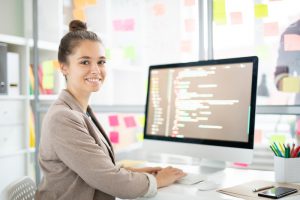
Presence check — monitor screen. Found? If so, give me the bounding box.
[144,56,258,150]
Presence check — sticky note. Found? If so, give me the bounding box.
[184,0,195,6]
[213,0,227,24]
[270,134,286,144]
[180,40,192,53]
[73,8,86,21]
[108,115,119,126]
[52,60,60,69]
[264,22,279,36]
[43,61,54,75]
[230,12,242,25]
[123,19,135,31]
[105,48,111,60]
[284,34,300,51]
[254,129,263,144]
[153,3,166,16]
[43,76,54,89]
[282,77,300,92]
[255,4,268,19]
[232,162,248,168]
[185,19,195,32]
[123,46,136,60]
[109,131,119,143]
[86,0,97,5]
[137,116,145,127]
[73,0,86,8]
[137,133,144,142]
[113,20,123,31]
[124,116,137,128]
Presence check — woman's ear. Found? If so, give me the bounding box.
[60,63,69,76]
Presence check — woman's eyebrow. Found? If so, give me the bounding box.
[78,56,91,60]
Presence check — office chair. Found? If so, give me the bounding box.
[2,176,36,200]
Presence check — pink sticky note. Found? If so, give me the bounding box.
[123,19,135,31]
[153,3,166,16]
[264,22,279,36]
[233,162,248,168]
[230,12,243,24]
[124,116,137,128]
[284,34,300,51]
[109,131,119,143]
[113,20,123,31]
[185,19,195,32]
[180,40,192,53]
[108,115,119,126]
[184,0,195,6]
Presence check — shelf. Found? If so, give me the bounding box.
[30,94,58,101]
[0,95,27,100]
[29,39,59,51]
[0,148,34,158]
[0,34,27,46]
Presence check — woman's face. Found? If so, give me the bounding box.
[62,40,106,95]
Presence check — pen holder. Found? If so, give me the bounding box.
[274,156,300,183]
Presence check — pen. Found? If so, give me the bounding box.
[252,185,275,192]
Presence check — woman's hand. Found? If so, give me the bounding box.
[155,166,186,188]
[125,167,162,175]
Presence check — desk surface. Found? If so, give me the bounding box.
[137,163,300,200]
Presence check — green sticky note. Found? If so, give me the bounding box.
[137,133,144,142]
[43,76,54,89]
[270,134,286,144]
[105,48,111,60]
[213,0,227,24]
[255,4,268,19]
[123,46,136,60]
[42,61,54,75]
[282,77,300,93]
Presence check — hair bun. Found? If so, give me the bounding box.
[69,20,87,32]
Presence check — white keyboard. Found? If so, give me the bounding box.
[176,173,206,185]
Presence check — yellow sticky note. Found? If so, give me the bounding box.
[137,133,144,142]
[282,77,300,93]
[73,8,86,21]
[138,116,145,127]
[123,46,136,60]
[73,0,86,8]
[284,34,300,51]
[43,76,54,89]
[213,0,227,24]
[42,61,54,75]
[270,134,286,144]
[255,4,268,19]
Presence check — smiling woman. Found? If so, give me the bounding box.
[34,20,186,200]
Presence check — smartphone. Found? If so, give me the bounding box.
[258,187,298,199]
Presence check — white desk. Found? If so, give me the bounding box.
[137,163,300,200]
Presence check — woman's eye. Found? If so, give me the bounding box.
[98,60,106,65]
[81,60,89,65]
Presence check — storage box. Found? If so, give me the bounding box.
[274,156,300,183]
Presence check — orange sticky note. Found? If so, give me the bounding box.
[284,34,300,51]
[184,0,195,6]
[153,3,166,16]
[230,12,242,24]
[73,8,86,21]
[180,40,192,53]
[73,0,86,8]
[109,131,119,143]
[264,22,279,36]
[53,60,60,69]
[185,19,195,32]
[86,0,96,5]
[255,4,268,19]
[282,77,300,92]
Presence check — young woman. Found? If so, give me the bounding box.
[35,20,186,200]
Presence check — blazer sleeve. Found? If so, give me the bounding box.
[49,109,150,199]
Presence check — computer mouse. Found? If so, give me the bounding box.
[198,181,219,191]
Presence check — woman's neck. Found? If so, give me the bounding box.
[66,87,90,113]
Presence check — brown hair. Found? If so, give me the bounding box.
[58,20,102,64]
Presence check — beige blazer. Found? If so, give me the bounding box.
[35,90,150,200]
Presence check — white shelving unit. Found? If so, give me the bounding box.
[0,0,64,192]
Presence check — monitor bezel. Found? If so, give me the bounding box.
[144,56,258,149]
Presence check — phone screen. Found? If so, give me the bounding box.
[258,187,298,199]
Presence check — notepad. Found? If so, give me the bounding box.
[217,180,300,199]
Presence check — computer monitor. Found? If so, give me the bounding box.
[143,56,258,167]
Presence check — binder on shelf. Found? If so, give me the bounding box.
[7,52,20,95]
[0,43,7,94]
